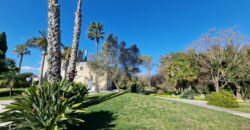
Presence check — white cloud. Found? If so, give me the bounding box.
[21,66,40,71]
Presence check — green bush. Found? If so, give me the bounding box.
[180,89,197,99]
[0,88,23,97]
[207,90,239,108]
[0,81,88,129]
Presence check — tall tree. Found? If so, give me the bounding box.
[14,44,30,74]
[67,0,83,82]
[0,32,7,59]
[47,0,62,82]
[87,22,104,59]
[189,28,245,92]
[62,47,71,79]
[140,56,154,87]
[28,31,48,84]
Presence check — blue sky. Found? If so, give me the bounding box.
[1,0,250,74]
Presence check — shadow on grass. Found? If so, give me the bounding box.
[72,110,116,130]
[82,92,126,108]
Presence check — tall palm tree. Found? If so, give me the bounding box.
[28,31,47,84]
[62,47,71,79]
[14,44,30,74]
[67,0,83,82]
[47,0,62,82]
[87,22,104,60]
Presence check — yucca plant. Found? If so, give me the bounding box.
[0,81,87,130]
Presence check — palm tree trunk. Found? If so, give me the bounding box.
[39,51,46,85]
[96,40,99,60]
[64,60,69,80]
[67,0,82,82]
[47,0,62,82]
[18,54,23,74]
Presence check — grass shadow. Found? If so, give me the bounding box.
[82,92,126,108]
[72,110,116,130]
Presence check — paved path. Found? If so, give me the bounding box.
[0,100,13,127]
[156,96,250,119]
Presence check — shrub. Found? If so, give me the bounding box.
[0,81,88,129]
[0,88,23,97]
[206,90,239,108]
[180,89,197,99]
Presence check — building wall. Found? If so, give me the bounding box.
[43,56,110,90]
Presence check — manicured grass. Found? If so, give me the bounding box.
[75,92,250,130]
[229,104,250,113]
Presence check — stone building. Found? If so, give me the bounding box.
[43,50,111,91]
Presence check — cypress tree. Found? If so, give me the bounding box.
[0,32,7,59]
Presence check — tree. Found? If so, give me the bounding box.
[159,52,198,93]
[0,32,7,59]
[100,34,141,91]
[0,71,22,97]
[28,31,48,84]
[62,47,71,79]
[47,0,62,82]
[87,22,104,59]
[14,43,30,74]
[67,0,83,82]
[189,28,245,92]
[140,56,154,87]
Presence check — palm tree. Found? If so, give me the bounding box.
[28,31,47,84]
[47,0,62,82]
[67,0,83,82]
[62,47,71,79]
[14,44,30,74]
[87,22,104,60]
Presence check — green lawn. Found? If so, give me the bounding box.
[229,105,250,113]
[73,92,250,130]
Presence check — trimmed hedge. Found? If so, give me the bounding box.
[207,90,239,108]
[0,88,24,97]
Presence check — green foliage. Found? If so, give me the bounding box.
[0,32,7,59]
[180,88,197,99]
[207,90,239,108]
[0,88,24,97]
[0,81,87,130]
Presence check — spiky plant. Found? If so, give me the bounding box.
[0,81,87,129]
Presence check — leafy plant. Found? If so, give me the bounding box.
[0,81,87,129]
[180,88,197,99]
[207,90,239,108]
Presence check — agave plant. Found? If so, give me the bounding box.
[0,81,87,130]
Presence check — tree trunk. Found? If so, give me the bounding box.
[95,76,99,92]
[39,51,46,85]
[236,85,242,100]
[96,40,99,60]
[18,54,23,74]
[113,81,120,92]
[64,60,69,80]
[47,0,62,82]
[9,85,12,97]
[212,76,220,92]
[67,0,82,82]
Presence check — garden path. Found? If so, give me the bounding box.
[0,100,13,127]
[156,96,250,119]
